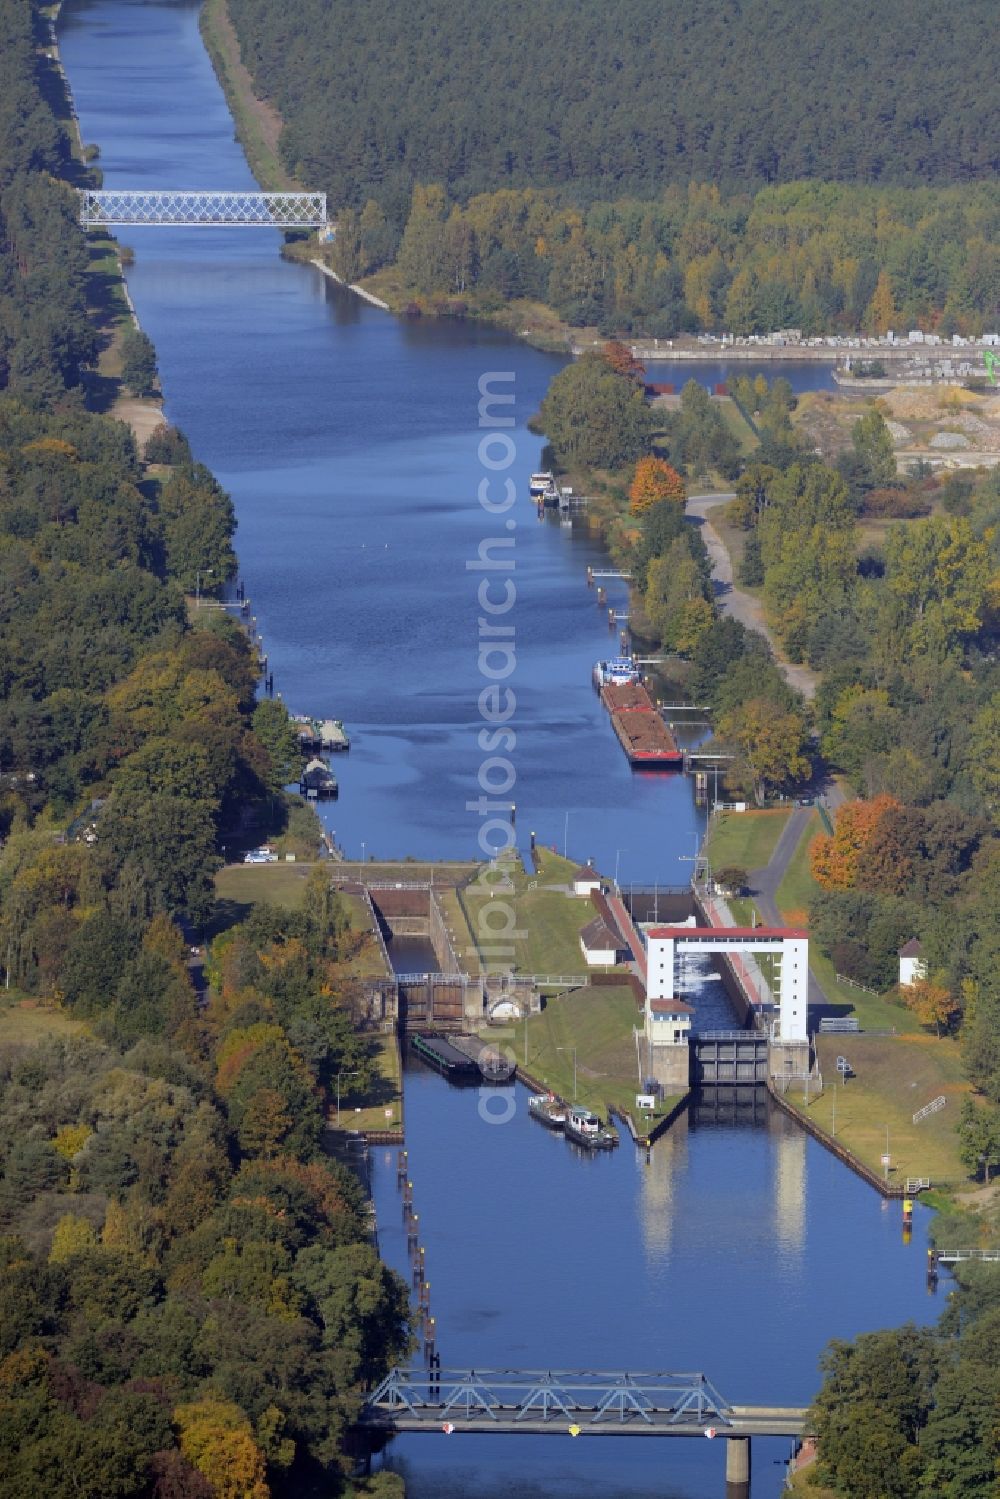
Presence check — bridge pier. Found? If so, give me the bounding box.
[725,1435,750,1497]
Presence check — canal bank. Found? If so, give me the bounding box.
[56,5,940,1495]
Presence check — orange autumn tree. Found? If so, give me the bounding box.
[601,339,645,380]
[175,1398,269,1499]
[902,978,959,1038]
[810,794,903,890]
[629,456,686,515]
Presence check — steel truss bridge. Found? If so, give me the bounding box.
[79,189,327,228]
[360,1367,809,1438]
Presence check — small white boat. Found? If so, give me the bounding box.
[593,658,639,688]
[529,470,554,497]
[528,1093,566,1129]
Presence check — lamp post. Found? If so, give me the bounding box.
[614,848,627,890]
[884,1123,890,1182]
[558,1045,577,1101]
[563,810,572,860]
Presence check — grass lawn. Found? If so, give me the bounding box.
[706,808,792,873]
[462,883,590,975]
[717,396,759,457]
[0,994,88,1045]
[214,860,319,912]
[435,887,482,975]
[332,1032,402,1134]
[334,861,479,886]
[338,895,391,977]
[788,1032,970,1186]
[458,849,592,975]
[489,986,684,1121]
[530,847,582,884]
[771,798,972,1185]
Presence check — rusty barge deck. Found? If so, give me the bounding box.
[600,682,683,769]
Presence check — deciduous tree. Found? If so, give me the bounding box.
[628,456,685,513]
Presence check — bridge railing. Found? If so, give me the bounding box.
[363,1367,734,1427]
[692,1030,767,1043]
[394,973,470,985]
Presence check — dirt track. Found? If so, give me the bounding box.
[685,493,818,700]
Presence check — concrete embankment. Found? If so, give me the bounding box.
[768,1083,907,1198]
[310,258,390,310]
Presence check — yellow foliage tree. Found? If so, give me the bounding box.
[629,457,685,514]
[673,596,715,655]
[20,437,77,461]
[51,1123,92,1160]
[49,1213,98,1264]
[902,978,959,1038]
[865,270,897,335]
[175,1398,270,1499]
[0,1344,51,1396]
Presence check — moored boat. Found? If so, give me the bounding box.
[564,1105,618,1149]
[411,1034,480,1082]
[599,680,683,769]
[528,1093,567,1129]
[478,1047,516,1084]
[593,657,639,689]
[529,470,554,497]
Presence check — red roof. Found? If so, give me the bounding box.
[649,997,695,1014]
[646,926,808,940]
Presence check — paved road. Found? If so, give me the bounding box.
[685,493,818,700]
[749,806,829,1011]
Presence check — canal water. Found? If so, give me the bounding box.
[57,4,937,1494]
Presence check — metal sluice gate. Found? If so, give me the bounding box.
[79,189,327,228]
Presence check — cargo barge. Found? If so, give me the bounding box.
[411,1034,480,1082]
[599,680,683,769]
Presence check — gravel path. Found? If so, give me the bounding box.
[685,493,819,700]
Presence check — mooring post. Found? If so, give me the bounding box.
[725,1435,750,1497]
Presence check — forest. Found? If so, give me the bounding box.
[225,0,1000,335]
[328,179,1000,338]
[228,0,998,210]
[0,2,409,1494]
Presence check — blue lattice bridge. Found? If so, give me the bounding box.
[79,189,327,228]
[360,1367,809,1438]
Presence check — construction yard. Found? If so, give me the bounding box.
[794,384,1000,470]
